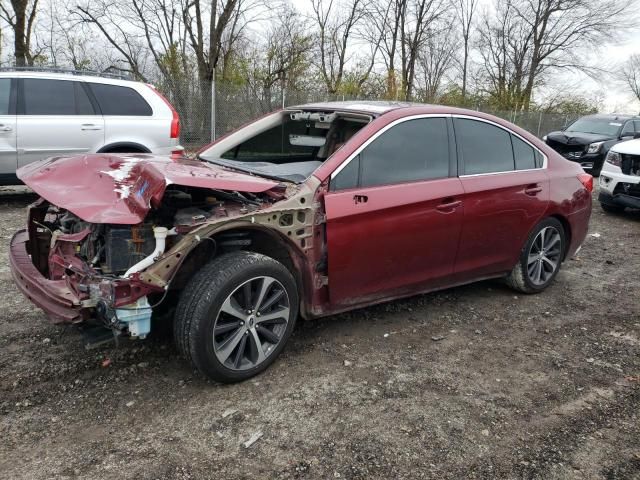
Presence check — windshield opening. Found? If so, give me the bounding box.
[565,118,623,137]
[199,111,369,183]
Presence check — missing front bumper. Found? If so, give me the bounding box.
[9,230,85,323]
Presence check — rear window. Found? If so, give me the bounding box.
[89,84,152,116]
[512,135,536,170]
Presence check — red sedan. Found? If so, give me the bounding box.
[10,102,592,382]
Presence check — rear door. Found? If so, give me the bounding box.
[452,117,549,279]
[324,116,464,307]
[17,78,104,167]
[0,78,17,181]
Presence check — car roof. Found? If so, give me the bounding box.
[0,70,143,87]
[287,100,482,117]
[580,113,638,121]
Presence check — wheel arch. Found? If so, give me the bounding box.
[548,214,572,260]
[98,141,151,153]
[170,225,314,318]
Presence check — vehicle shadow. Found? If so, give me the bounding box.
[0,186,38,206]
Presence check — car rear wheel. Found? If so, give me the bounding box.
[600,202,624,214]
[506,218,565,294]
[173,251,298,383]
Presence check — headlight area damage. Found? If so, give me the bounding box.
[10,153,320,341]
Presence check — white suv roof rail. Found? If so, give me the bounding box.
[0,66,133,81]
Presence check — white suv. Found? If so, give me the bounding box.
[599,138,640,212]
[0,70,180,185]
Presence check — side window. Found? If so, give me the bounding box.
[23,79,77,115]
[511,135,536,170]
[75,84,96,115]
[621,121,635,137]
[89,84,152,116]
[455,118,514,175]
[331,155,360,190]
[0,79,11,115]
[534,150,544,168]
[634,120,640,133]
[332,117,449,190]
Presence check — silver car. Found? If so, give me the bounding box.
[0,69,180,185]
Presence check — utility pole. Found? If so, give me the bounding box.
[210,69,216,141]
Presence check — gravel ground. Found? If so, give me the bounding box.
[0,185,639,480]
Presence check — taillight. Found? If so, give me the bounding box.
[146,84,180,139]
[577,173,593,192]
[170,146,185,160]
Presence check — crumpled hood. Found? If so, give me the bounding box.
[546,131,612,146]
[18,154,283,224]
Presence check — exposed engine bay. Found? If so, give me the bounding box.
[32,186,270,277]
[26,185,286,339]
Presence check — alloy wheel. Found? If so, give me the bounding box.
[213,276,290,371]
[527,226,562,286]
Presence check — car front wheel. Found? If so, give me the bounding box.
[174,251,298,383]
[506,218,566,294]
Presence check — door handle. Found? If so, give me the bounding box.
[436,199,462,212]
[0,125,12,132]
[81,124,102,131]
[524,184,543,196]
[353,194,368,204]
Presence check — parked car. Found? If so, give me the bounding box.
[9,102,592,382]
[0,68,180,185]
[543,114,640,176]
[599,138,640,212]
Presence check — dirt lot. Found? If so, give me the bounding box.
[0,185,638,480]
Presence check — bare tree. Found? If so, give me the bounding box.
[418,27,456,102]
[400,0,445,99]
[309,0,374,95]
[243,6,312,109]
[369,0,445,100]
[622,54,640,103]
[451,0,477,99]
[477,1,531,109]
[477,0,632,111]
[0,0,39,66]
[76,1,152,79]
[518,0,632,110]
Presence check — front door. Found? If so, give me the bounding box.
[324,116,464,307]
[17,78,104,167]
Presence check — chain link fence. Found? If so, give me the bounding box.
[170,81,578,149]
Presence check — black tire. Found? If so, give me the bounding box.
[173,251,298,383]
[102,148,146,154]
[600,202,624,214]
[506,218,566,294]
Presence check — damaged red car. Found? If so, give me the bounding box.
[10,102,592,382]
